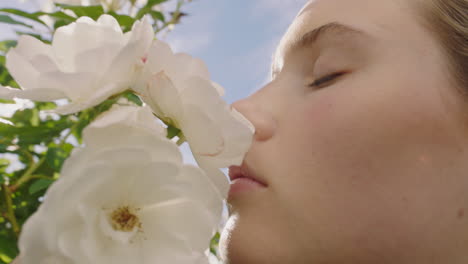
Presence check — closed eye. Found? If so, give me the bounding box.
[308,72,346,88]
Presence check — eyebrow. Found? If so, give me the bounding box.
[272,22,372,77]
[293,22,369,50]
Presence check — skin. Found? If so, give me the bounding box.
[221,0,468,263]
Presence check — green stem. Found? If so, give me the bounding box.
[9,119,78,192]
[9,155,46,192]
[2,183,19,237]
[31,174,53,180]
[155,0,185,34]
[176,136,185,146]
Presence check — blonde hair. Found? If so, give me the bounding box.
[416,0,468,95]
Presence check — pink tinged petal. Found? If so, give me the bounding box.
[133,40,173,92]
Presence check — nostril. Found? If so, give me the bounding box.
[231,99,276,142]
[252,113,276,141]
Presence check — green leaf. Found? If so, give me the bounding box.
[45,143,73,171]
[210,231,221,255]
[36,102,57,111]
[107,12,136,32]
[0,236,17,262]
[0,40,17,54]
[0,99,15,104]
[55,4,104,20]
[135,0,170,20]
[53,19,69,30]
[147,0,171,6]
[0,8,47,26]
[30,108,39,127]
[149,10,165,22]
[71,98,119,143]
[28,179,54,195]
[123,91,143,106]
[0,158,10,168]
[0,14,32,28]
[0,115,72,146]
[34,11,76,22]
[167,125,181,139]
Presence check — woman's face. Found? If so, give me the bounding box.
[221,0,468,263]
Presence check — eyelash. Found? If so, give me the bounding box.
[308,72,345,88]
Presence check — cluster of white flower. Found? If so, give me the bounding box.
[1,14,254,264]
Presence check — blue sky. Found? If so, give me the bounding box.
[163,0,305,103]
[0,0,306,103]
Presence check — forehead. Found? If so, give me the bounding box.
[273,0,419,70]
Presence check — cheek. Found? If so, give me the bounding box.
[272,73,468,256]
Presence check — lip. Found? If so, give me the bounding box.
[228,162,267,198]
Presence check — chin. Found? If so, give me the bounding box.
[219,213,288,264]
[219,214,258,264]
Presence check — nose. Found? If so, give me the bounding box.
[231,97,276,141]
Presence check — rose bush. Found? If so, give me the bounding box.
[0,3,254,263]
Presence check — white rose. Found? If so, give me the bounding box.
[19,106,224,264]
[1,15,153,114]
[21,151,221,264]
[135,40,255,171]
